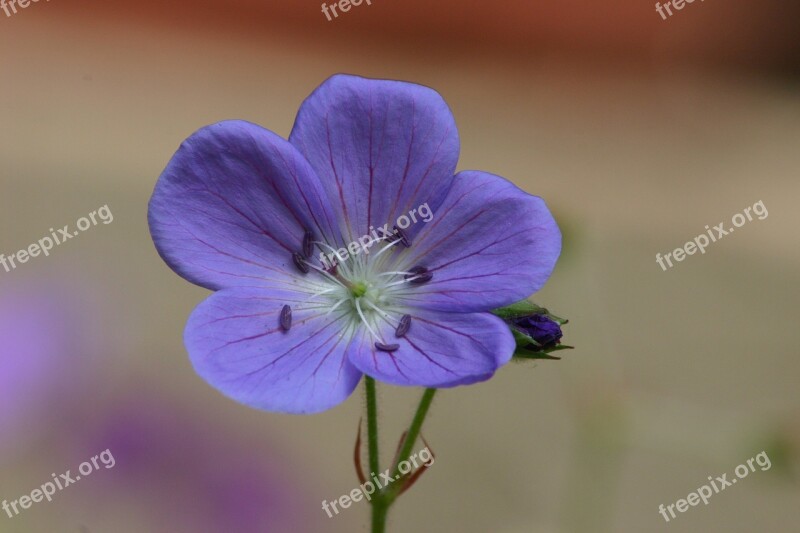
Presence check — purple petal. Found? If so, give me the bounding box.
[395,170,561,312]
[289,74,459,243]
[185,288,362,414]
[148,120,343,291]
[346,310,514,387]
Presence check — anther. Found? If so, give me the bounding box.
[393,226,412,247]
[395,314,411,338]
[280,304,292,331]
[292,252,309,274]
[404,266,432,285]
[375,342,400,352]
[302,229,314,258]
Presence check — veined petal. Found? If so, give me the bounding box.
[148,120,343,291]
[185,288,363,414]
[346,309,514,387]
[394,170,561,312]
[289,74,459,243]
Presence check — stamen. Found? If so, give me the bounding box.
[395,314,411,337]
[355,298,382,342]
[377,271,414,278]
[404,266,433,285]
[315,240,353,278]
[371,235,404,262]
[393,226,412,247]
[375,342,400,352]
[280,304,292,331]
[325,298,349,316]
[302,229,314,258]
[361,299,390,319]
[302,259,346,289]
[297,287,337,305]
[292,252,309,274]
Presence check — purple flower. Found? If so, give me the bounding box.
[0,283,100,455]
[512,314,563,350]
[75,396,307,532]
[148,74,561,414]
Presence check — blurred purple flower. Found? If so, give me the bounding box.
[148,74,561,414]
[0,285,97,455]
[79,396,307,533]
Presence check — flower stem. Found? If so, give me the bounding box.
[387,388,436,500]
[371,501,389,533]
[365,380,438,533]
[364,377,387,533]
[365,376,380,478]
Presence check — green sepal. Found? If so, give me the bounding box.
[513,349,563,360]
[545,345,574,353]
[513,344,573,361]
[491,300,548,319]
[511,328,541,349]
[492,299,568,325]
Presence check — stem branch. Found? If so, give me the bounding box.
[365,379,438,532]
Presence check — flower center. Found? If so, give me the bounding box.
[350,281,368,299]
[286,228,433,349]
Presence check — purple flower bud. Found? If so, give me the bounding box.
[511,314,563,350]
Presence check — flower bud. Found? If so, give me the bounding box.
[511,314,563,350]
[492,299,571,360]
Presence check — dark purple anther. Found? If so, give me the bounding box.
[375,342,400,352]
[279,304,292,331]
[395,314,411,338]
[393,226,412,247]
[302,229,314,258]
[405,266,432,285]
[292,252,309,274]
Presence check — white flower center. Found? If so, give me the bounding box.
[296,235,426,346]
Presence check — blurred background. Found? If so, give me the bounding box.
[1,1,799,531]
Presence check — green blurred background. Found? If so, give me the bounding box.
[1,1,799,531]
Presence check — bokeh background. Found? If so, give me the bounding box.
[1,1,799,532]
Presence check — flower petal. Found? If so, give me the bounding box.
[148,120,343,291]
[185,288,363,414]
[346,309,514,387]
[289,74,459,243]
[393,170,561,312]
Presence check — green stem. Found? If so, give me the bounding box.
[387,388,437,501]
[365,376,380,477]
[365,380,438,533]
[371,500,389,533]
[364,377,387,533]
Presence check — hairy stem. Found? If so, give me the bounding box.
[365,380,438,532]
[387,388,437,501]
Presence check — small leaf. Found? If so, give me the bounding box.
[513,349,562,360]
[354,418,366,484]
